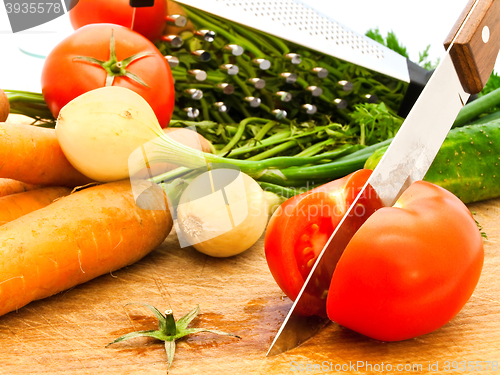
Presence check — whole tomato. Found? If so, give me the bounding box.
[69,0,167,42]
[41,23,174,128]
[327,181,484,341]
[264,169,381,315]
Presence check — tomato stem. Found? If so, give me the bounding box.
[164,309,177,336]
[107,304,240,369]
[73,30,155,88]
[110,62,123,73]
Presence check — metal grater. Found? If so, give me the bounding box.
[177,0,407,79]
[172,0,431,118]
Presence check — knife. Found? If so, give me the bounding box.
[267,0,500,356]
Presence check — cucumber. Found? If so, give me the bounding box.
[364,120,500,204]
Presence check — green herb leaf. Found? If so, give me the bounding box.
[165,340,176,369]
[365,28,408,58]
[365,28,439,69]
[105,329,165,347]
[479,71,500,97]
[176,305,200,331]
[385,30,409,58]
[350,102,403,145]
[124,302,168,332]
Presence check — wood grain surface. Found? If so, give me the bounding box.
[0,198,499,374]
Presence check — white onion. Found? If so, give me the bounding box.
[176,170,268,257]
[55,86,163,182]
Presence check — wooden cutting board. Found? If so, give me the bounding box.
[1,197,499,374]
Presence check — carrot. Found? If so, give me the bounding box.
[0,179,172,317]
[0,186,71,226]
[0,178,42,198]
[0,122,94,187]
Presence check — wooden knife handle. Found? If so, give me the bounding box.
[444,0,500,94]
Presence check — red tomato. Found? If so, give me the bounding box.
[264,169,381,315]
[41,23,174,128]
[69,0,167,42]
[327,181,484,341]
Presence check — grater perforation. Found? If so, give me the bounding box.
[166,0,427,121]
[214,0,385,60]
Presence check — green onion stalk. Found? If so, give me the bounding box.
[147,132,363,184]
[5,90,55,126]
[145,115,393,194]
[150,134,393,208]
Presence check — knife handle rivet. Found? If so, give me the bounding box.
[482,26,490,43]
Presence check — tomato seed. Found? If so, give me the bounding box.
[303,246,313,256]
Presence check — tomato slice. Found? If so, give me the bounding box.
[264,169,375,314]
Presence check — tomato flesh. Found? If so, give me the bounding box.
[264,169,375,313]
[295,221,333,279]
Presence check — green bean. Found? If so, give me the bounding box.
[469,110,500,125]
[254,120,278,141]
[248,138,310,161]
[184,6,264,58]
[266,154,369,182]
[453,87,500,127]
[231,23,282,57]
[226,131,291,158]
[200,98,210,121]
[257,182,300,198]
[294,138,336,157]
[217,117,267,155]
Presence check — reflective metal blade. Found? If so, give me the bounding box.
[267,51,469,356]
[266,189,379,356]
[369,52,470,205]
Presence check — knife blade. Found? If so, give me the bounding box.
[267,0,500,357]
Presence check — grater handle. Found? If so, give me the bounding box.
[129,0,155,7]
[444,0,500,94]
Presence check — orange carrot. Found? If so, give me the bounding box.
[0,179,172,317]
[0,178,42,198]
[0,122,94,187]
[0,186,71,226]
